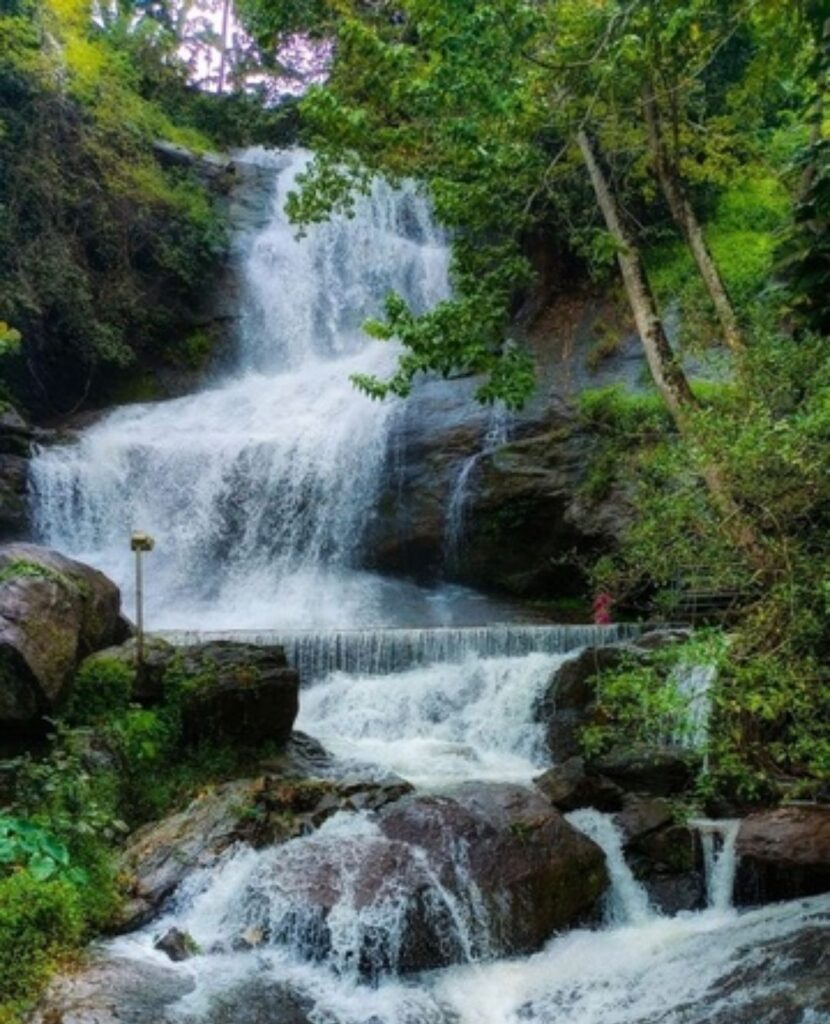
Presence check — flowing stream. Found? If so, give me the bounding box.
[29,150,830,1022]
[107,651,830,1023]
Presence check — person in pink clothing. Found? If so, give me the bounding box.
[592,590,613,625]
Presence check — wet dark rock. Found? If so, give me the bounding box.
[29,955,194,1024]
[0,544,125,728]
[616,797,704,915]
[0,454,28,537]
[237,771,414,847]
[0,405,32,540]
[376,782,608,968]
[590,744,698,796]
[233,782,607,978]
[643,872,705,916]
[197,978,314,1024]
[259,730,334,777]
[535,645,629,760]
[176,642,299,747]
[615,795,675,843]
[154,926,198,961]
[534,756,623,812]
[736,805,830,904]
[365,377,632,597]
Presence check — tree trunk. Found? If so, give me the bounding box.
[217,0,231,95]
[642,86,746,356]
[576,128,696,429]
[576,128,765,567]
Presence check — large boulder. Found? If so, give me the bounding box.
[241,782,607,977]
[117,746,413,931]
[589,744,698,797]
[378,783,608,963]
[117,778,262,930]
[30,955,194,1024]
[736,805,830,903]
[534,756,623,812]
[173,642,299,747]
[615,795,703,915]
[0,544,126,727]
[79,635,176,705]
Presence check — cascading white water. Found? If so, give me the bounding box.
[443,402,510,567]
[296,651,563,786]
[565,810,654,925]
[691,818,741,912]
[143,810,493,983]
[159,622,640,681]
[29,150,452,629]
[39,151,826,1023]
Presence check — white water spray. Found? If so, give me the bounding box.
[566,810,654,925]
[29,150,450,629]
[691,818,741,912]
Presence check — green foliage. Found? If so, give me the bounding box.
[0,818,78,883]
[583,632,726,757]
[234,0,819,405]
[65,658,134,726]
[0,560,61,586]
[0,0,226,412]
[579,386,670,439]
[591,324,830,800]
[0,870,83,1020]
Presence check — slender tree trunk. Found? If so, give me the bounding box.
[217,0,231,95]
[576,128,696,428]
[576,128,765,567]
[642,86,745,356]
[799,17,829,199]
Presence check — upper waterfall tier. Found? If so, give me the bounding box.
[29,150,455,629]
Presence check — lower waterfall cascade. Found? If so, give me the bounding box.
[106,636,830,1024]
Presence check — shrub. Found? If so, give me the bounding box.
[0,870,83,1017]
[65,657,134,725]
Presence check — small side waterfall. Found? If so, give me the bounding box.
[691,818,741,912]
[443,403,510,568]
[670,663,717,750]
[566,810,654,925]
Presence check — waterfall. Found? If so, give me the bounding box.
[690,818,741,912]
[28,150,451,630]
[670,663,716,750]
[566,810,654,925]
[443,403,510,568]
[158,622,641,681]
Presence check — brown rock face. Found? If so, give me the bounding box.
[736,805,830,903]
[213,783,607,979]
[375,782,608,968]
[535,756,623,813]
[29,955,194,1024]
[535,646,628,760]
[176,641,299,747]
[0,543,125,727]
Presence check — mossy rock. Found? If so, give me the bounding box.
[0,544,126,729]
